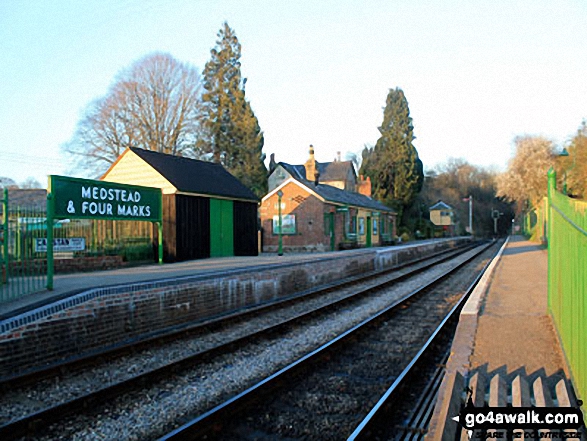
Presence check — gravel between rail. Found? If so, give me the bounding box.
[192,243,496,440]
[1,245,471,428]
[8,243,488,440]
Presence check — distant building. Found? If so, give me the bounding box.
[0,189,46,215]
[268,146,372,195]
[261,146,396,252]
[429,200,455,236]
[102,147,259,261]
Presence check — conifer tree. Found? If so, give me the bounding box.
[198,22,267,197]
[360,88,422,210]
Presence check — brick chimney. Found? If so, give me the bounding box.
[357,175,371,197]
[304,145,320,185]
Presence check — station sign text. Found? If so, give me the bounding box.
[50,175,161,222]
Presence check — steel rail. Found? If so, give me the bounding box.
[0,242,474,388]
[159,242,495,441]
[347,246,497,440]
[0,243,479,440]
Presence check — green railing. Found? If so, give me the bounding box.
[547,168,587,407]
[523,197,548,243]
[1,188,156,303]
[1,189,47,302]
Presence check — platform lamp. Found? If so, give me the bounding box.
[277,190,283,256]
[558,148,570,195]
[557,147,577,195]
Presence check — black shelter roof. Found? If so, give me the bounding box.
[130,148,258,202]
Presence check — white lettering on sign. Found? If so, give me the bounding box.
[117,205,151,217]
[81,186,142,203]
[82,201,113,215]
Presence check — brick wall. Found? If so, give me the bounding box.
[8,256,132,276]
[0,238,468,379]
[261,182,332,252]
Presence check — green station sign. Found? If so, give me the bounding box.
[45,176,164,290]
[49,175,161,222]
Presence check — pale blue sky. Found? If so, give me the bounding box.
[1,0,585,187]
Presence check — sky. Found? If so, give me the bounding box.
[1,0,586,188]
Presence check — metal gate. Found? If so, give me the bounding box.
[1,189,47,303]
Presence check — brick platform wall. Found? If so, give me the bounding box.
[0,238,468,379]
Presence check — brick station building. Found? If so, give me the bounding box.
[261,146,396,252]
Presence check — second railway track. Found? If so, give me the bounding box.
[162,241,498,440]
[1,240,495,440]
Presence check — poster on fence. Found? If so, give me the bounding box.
[35,238,86,252]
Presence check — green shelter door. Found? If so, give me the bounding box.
[210,199,234,257]
[366,216,372,247]
[329,212,335,251]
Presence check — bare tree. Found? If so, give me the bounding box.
[0,177,18,189]
[20,177,42,189]
[64,52,202,175]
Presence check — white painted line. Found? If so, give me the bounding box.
[461,238,509,316]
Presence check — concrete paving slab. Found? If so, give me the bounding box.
[469,236,568,376]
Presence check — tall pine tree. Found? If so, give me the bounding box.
[360,88,422,211]
[197,22,267,197]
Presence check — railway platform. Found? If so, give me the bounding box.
[426,236,582,440]
[0,248,354,320]
[0,238,459,321]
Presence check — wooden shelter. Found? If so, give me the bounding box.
[102,148,259,261]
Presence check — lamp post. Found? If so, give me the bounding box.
[277,190,283,256]
[557,147,577,196]
[558,148,570,195]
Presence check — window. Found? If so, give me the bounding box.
[273,214,296,234]
[359,217,365,235]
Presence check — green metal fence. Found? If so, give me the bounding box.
[547,168,587,407]
[523,197,548,243]
[56,218,155,262]
[1,188,156,303]
[1,189,47,302]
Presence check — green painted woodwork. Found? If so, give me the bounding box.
[210,198,234,257]
[50,175,161,222]
[329,212,335,251]
[46,175,163,289]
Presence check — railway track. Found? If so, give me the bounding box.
[160,241,497,440]
[0,241,491,440]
